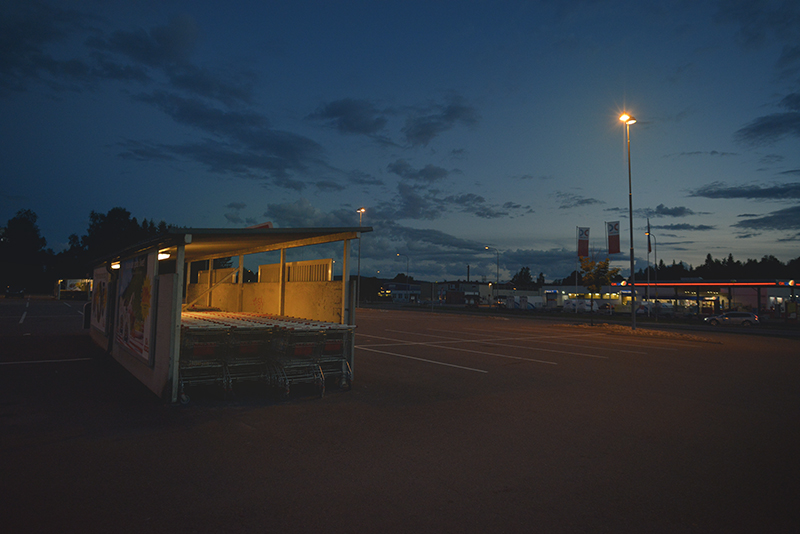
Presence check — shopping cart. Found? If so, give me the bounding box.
[270,328,325,398]
[178,326,230,403]
[316,327,354,390]
[224,327,275,389]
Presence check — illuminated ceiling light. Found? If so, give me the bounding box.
[158,250,171,260]
[111,262,120,270]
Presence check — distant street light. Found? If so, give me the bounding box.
[485,246,500,307]
[396,253,410,303]
[620,113,637,330]
[647,229,658,320]
[357,207,365,307]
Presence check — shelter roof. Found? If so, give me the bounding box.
[91,226,372,266]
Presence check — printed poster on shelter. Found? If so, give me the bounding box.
[115,252,156,363]
[91,266,109,334]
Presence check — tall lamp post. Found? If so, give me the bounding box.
[485,246,499,307]
[620,113,637,330]
[396,253,410,302]
[356,207,365,307]
[646,229,658,320]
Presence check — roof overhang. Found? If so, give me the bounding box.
[91,226,373,267]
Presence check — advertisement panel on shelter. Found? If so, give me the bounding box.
[91,266,109,334]
[115,252,156,363]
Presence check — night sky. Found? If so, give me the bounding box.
[2,1,799,282]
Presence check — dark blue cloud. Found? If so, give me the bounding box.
[556,192,603,209]
[651,223,715,231]
[307,98,388,135]
[401,95,478,146]
[88,14,200,68]
[314,180,346,192]
[733,205,800,231]
[387,159,449,182]
[641,204,700,218]
[734,109,800,146]
[263,198,355,227]
[690,180,800,199]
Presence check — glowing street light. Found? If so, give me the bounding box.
[646,227,658,320]
[396,253,410,303]
[396,253,410,281]
[620,112,637,330]
[485,246,500,307]
[356,207,365,307]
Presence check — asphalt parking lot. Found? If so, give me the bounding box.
[2,299,799,533]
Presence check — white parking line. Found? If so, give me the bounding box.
[423,327,671,354]
[358,333,561,364]
[62,301,84,314]
[382,330,615,358]
[357,345,489,373]
[19,311,26,324]
[0,358,93,366]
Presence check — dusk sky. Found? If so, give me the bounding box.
[2,1,799,283]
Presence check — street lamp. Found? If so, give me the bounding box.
[620,113,637,330]
[646,228,658,320]
[485,246,499,307]
[356,207,365,307]
[396,253,410,302]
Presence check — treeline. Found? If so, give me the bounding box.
[550,253,800,287]
[1,208,170,293]
[3,207,800,294]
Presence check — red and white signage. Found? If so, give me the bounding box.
[578,227,590,257]
[607,221,620,254]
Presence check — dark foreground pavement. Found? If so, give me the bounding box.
[2,301,800,533]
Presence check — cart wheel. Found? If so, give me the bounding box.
[339,376,352,390]
[180,393,190,405]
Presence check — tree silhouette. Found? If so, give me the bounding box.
[0,209,49,292]
[3,207,799,296]
[580,256,620,324]
[55,208,171,277]
[510,266,533,288]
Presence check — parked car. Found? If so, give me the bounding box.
[5,285,25,299]
[703,311,759,326]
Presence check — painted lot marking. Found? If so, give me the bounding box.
[1,358,93,366]
[19,312,27,324]
[358,332,560,365]
[357,345,488,373]
[62,302,84,314]
[470,326,687,352]
[384,329,619,358]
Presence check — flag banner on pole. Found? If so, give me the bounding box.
[578,227,590,257]
[607,221,620,254]
[647,218,652,253]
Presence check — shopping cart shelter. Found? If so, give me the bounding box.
[87,226,371,403]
